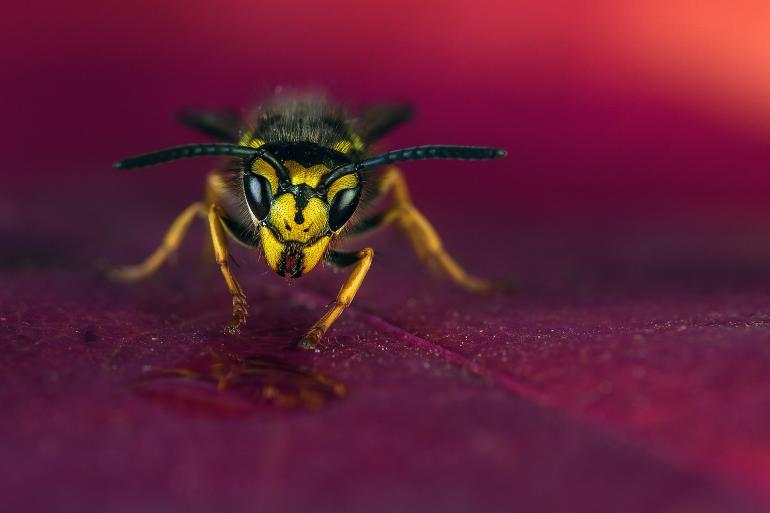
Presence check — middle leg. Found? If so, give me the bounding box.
[108,171,231,281]
[108,201,207,282]
[349,167,502,293]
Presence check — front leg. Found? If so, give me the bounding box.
[208,204,248,334]
[299,248,374,349]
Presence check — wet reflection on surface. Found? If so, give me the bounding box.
[134,349,346,416]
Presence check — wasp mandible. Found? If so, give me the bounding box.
[111,96,506,348]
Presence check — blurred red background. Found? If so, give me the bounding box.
[4,2,770,512]
[3,0,770,223]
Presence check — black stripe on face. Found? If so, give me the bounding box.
[293,184,314,210]
[276,185,318,232]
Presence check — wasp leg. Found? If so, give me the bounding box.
[108,202,207,282]
[109,172,229,281]
[299,248,374,349]
[201,172,231,262]
[208,204,248,334]
[349,167,501,293]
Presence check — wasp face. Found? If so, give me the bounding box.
[243,149,361,278]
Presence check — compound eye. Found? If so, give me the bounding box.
[243,173,273,221]
[328,187,361,231]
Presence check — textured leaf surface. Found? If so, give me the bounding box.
[3,186,770,513]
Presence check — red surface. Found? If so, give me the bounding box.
[4,2,770,512]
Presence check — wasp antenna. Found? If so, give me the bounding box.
[257,150,291,183]
[113,143,261,170]
[359,145,507,169]
[322,145,506,187]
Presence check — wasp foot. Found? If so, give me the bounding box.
[299,328,324,350]
[224,294,248,335]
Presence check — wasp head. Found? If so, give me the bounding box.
[242,144,361,278]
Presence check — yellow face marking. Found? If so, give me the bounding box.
[327,174,359,204]
[269,194,328,243]
[301,236,330,274]
[283,161,330,188]
[251,159,279,194]
[259,226,284,272]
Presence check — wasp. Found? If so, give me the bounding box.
[111,95,506,348]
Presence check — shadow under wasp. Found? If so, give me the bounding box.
[110,95,507,348]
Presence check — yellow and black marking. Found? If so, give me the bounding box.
[111,97,506,348]
[244,142,363,279]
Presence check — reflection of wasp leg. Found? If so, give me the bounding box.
[109,172,227,281]
[349,167,501,293]
[109,202,207,282]
[208,204,248,334]
[299,248,374,349]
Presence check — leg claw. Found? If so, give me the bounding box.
[224,295,248,335]
[224,323,241,335]
[299,329,323,350]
